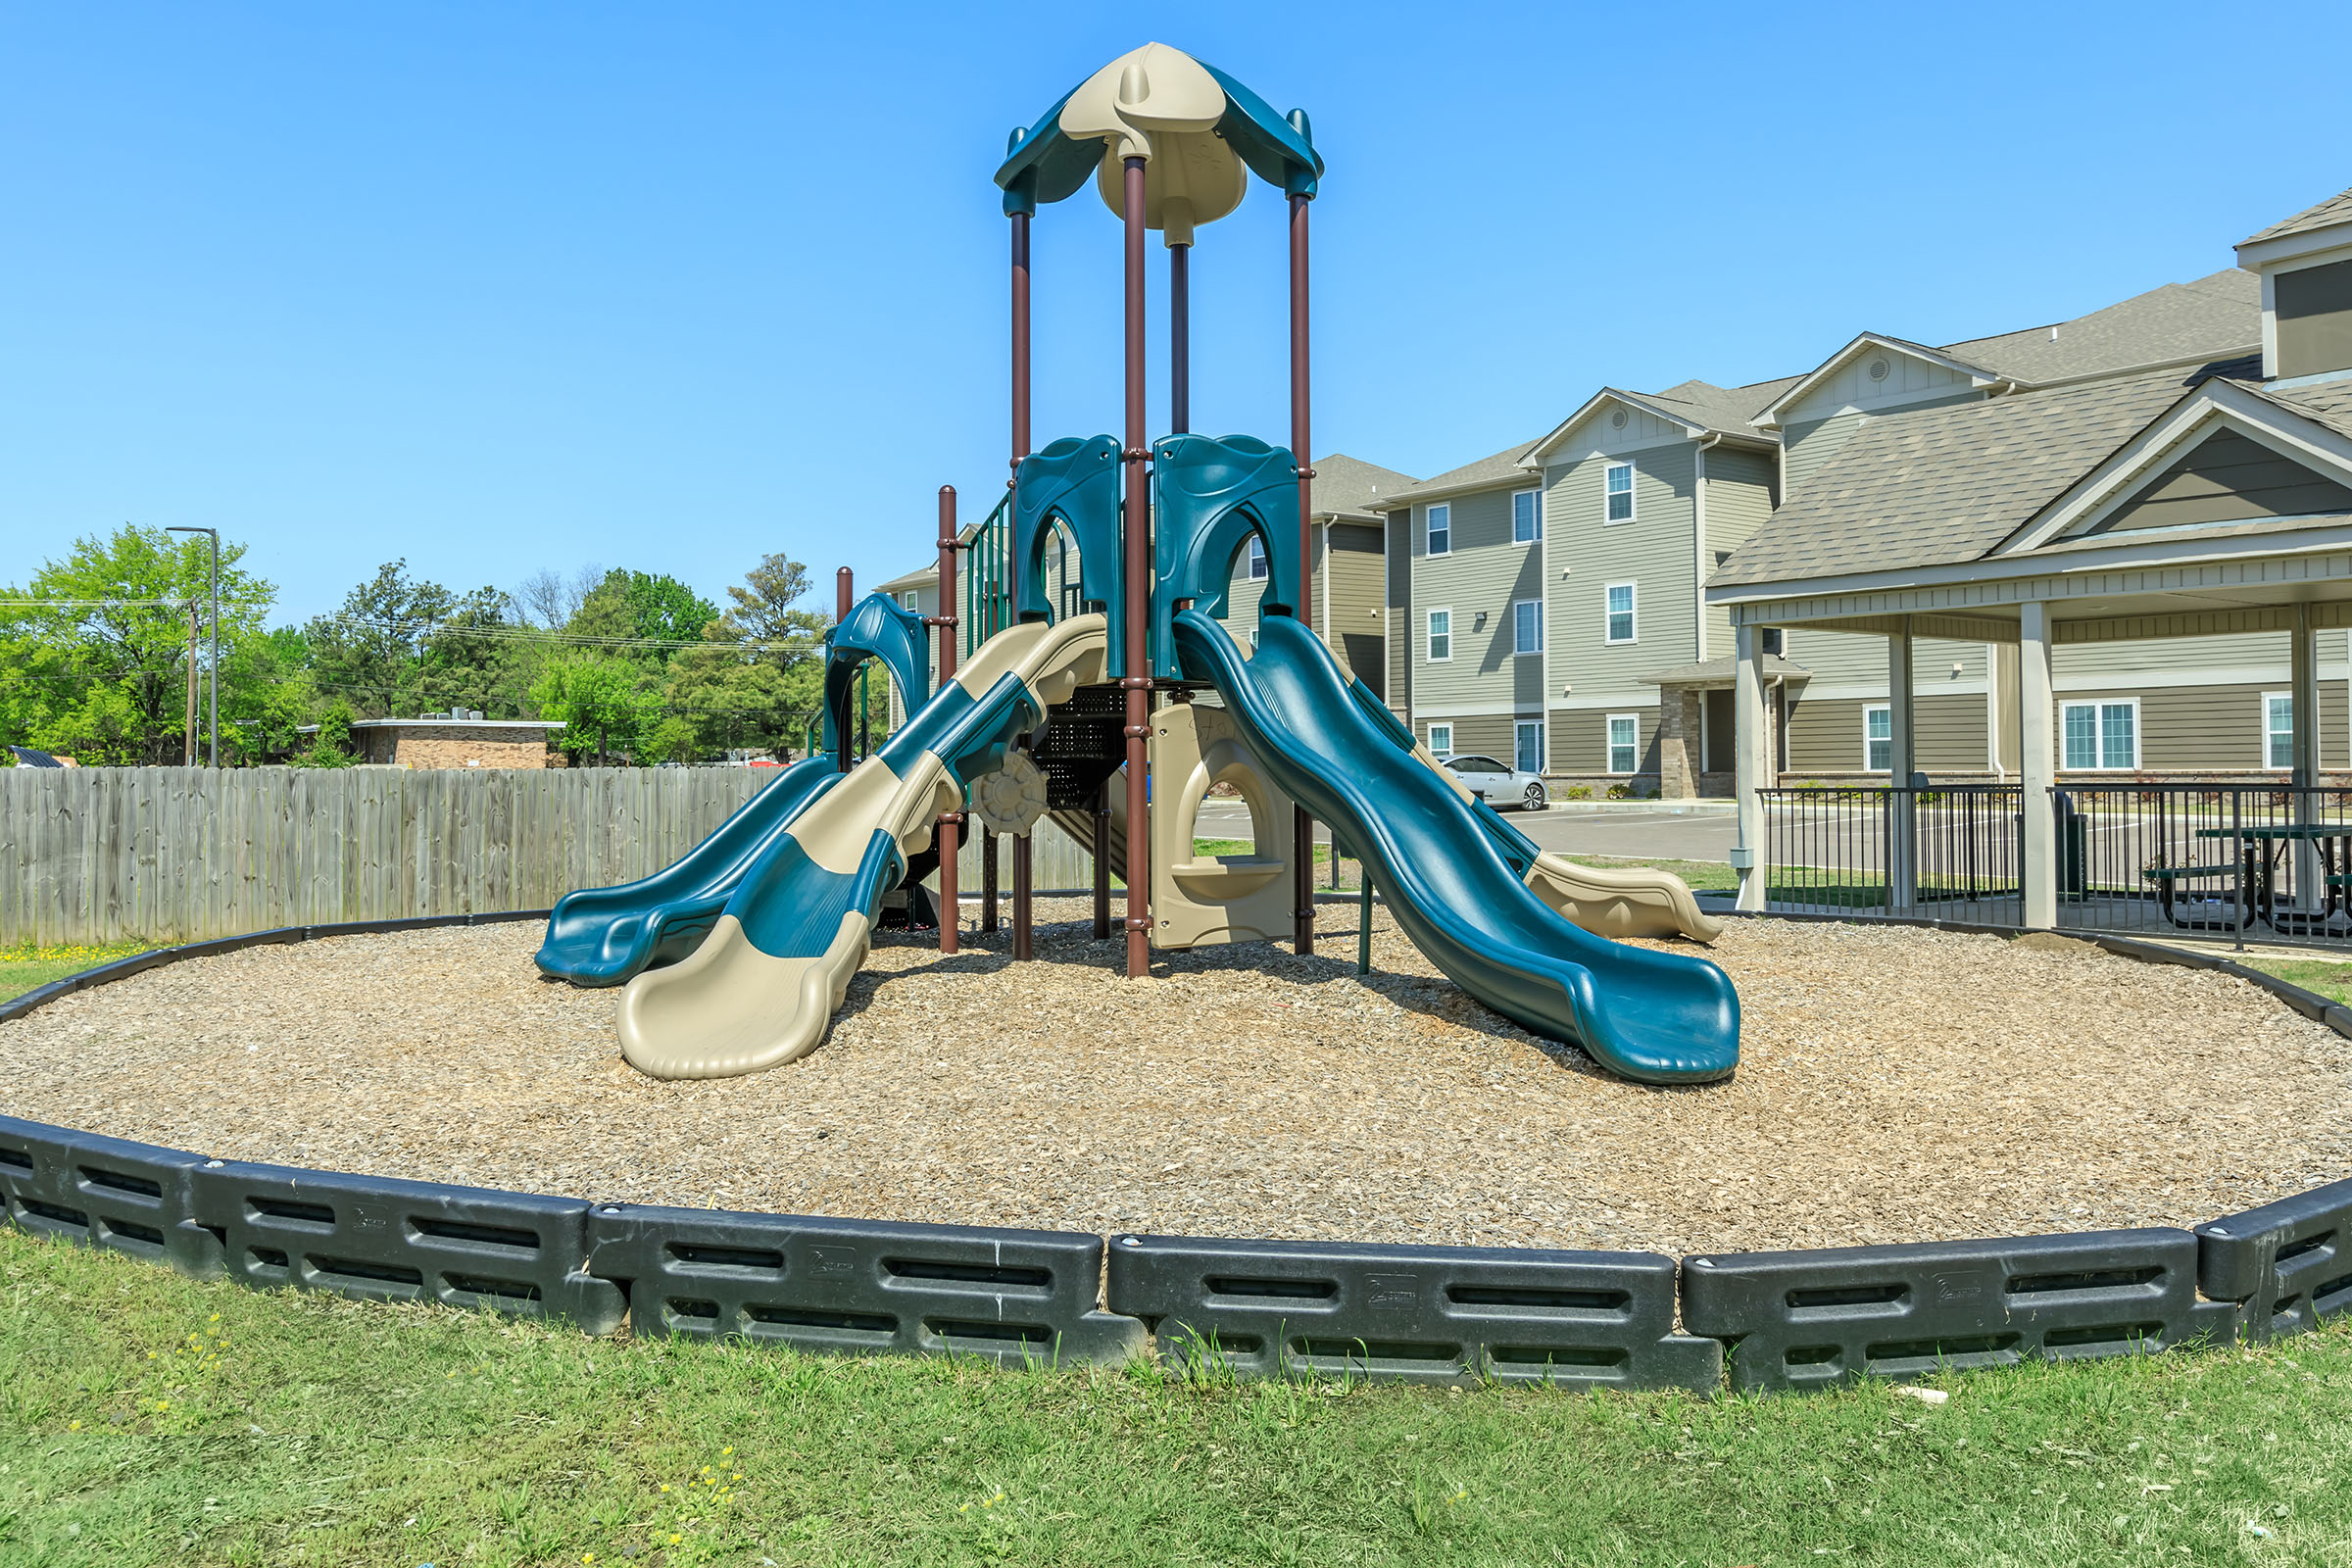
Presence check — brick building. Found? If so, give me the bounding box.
[350,715,566,769]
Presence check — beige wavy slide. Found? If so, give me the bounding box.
[615,614,1109,1079]
[1404,739,1722,944]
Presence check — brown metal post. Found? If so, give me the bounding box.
[835,566,854,775]
[1009,210,1034,961]
[1121,155,1152,979]
[982,830,998,931]
[1093,780,1111,938]
[1290,192,1315,956]
[934,487,960,954]
[1169,242,1190,434]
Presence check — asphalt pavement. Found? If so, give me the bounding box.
[1192,801,1735,863]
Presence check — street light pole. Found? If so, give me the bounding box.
[169,526,220,766]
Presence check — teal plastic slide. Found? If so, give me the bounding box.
[532,754,843,987]
[1174,608,1740,1084]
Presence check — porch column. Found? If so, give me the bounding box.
[1886,618,1917,910]
[2293,603,2320,897]
[1734,621,1769,911]
[2020,601,2057,928]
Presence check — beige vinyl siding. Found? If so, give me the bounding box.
[1784,693,1986,775]
[2053,682,2349,772]
[1785,682,2352,775]
[1423,713,1520,762]
[1325,521,1386,692]
[1701,445,1775,659]
[1386,507,1412,718]
[2089,429,2352,534]
[2054,629,2296,680]
[1411,486,1546,713]
[1780,627,1990,691]
[1545,443,1697,701]
[1548,705,1660,777]
[2277,257,2352,381]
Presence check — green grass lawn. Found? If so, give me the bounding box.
[3,1230,2347,1567]
[0,942,153,1004]
[2232,956,2352,1006]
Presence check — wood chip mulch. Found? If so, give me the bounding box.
[4,902,2347,1259]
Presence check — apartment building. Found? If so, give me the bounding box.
[1384,189,2352,794]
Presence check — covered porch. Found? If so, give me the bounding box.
[1725,556,2352,933]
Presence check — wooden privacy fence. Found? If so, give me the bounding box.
[1,766,1099,946]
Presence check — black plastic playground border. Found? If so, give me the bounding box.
[2,907,2347,1394]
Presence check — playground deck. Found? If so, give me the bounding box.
[3,906,2346,1260]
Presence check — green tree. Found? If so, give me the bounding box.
[0,524,275,765]
[530,653,658,765]
[569,569,720,659]
[303,561,458,718]
[662,553,832,760]
[286,699,358,768]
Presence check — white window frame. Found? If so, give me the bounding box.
[1514,718,1544,775]
[2263,691,2295,770]
[1603,581,1638,645]
[1426,607,1452,662]
[1603,462,1636,525]
[1511,487,1543,544]
[1426,503,1451,557]
[1605,713,1639,775]
[2060,698,2140,772]
[1512,598,1543,657]
[1427,722,1454,758]
[1863,703,1891,773]
[1246,535,1268,580]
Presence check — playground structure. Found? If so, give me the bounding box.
[8,44,2352,1403]
[534,42,1737,1086]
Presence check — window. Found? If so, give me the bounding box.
[1512,598,1543,656]
[1512,488,1543,543]
[1864,705,1891,772]
[2061,700,2138,771]
[1427,722,1453,758]
[1604,582,1637,644]
[1426,504,1451,556]
[1606,714,1639,775]
[902,592,919,611]
[1515,720,1544,774]
[1246,535,1268,580]
[2266,693,2295,770]
[1427,608,1451,662]
[1604,463,1635,523]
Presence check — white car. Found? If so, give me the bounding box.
[1442,754,1547,811]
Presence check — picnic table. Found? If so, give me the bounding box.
[2191,821,2352,932]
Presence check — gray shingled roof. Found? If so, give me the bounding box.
[1709,357,2262,590]
[2267,376,2352,444]
[1379,438,1544,507]
[1640,375,1803,439]
[2242,186,2352,248]
[1940,270,2257,383]
[1311,453,1418,519]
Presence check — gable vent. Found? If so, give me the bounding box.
[1867,358,1890,381]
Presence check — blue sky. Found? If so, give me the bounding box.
[5,2,2350,623]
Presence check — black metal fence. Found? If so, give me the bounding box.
[2054,784,2352,948]
[1760,785,2023,925]
[1759,782,2352,951]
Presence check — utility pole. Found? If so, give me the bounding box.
[185,600,200,765]
[168,526,220,765]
